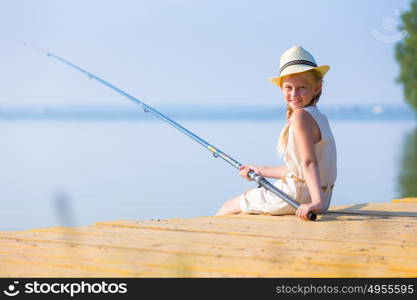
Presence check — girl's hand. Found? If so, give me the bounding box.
[239,165,261,182]
[295,202,323,221]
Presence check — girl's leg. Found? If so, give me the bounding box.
[215,196,242,216]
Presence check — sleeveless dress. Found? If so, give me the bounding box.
[239,105,337,215]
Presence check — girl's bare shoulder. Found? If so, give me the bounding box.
[290,108,322,143]
[289,108,315,128]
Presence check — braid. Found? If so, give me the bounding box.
[286,105,294,119]
[277,105,293,155]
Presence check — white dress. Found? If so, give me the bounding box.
[239,105,337,215]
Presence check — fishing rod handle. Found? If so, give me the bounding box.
[307,212,317,221]
[247,170,263,185]
[250,171,317,221]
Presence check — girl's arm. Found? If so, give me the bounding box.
[291,109,324,219]
[257,165,289,179]
[240,165,289,181]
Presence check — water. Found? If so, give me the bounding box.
[0,118,416,231]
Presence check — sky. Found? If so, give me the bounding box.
[0,0,412,108]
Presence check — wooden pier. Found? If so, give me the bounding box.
[1,199,416,277]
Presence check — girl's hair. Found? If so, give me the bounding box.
[277,70,324,155]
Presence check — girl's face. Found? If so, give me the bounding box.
[281,71,322,110]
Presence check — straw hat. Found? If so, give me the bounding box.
[269,46,330,87]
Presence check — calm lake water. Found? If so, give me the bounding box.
[1,118,416,231]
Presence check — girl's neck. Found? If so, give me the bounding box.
[302,104,316,109]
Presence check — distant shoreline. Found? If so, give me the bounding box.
[0,104,415,121]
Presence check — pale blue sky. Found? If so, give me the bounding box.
[0,0,412,108]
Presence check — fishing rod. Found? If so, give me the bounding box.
[25,43,317,221]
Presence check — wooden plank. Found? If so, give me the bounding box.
[392,198,417,203]
[0,248,231,277]
[3,224,417,262]
[93,217,417,246]
[0,260,122,278]
[0,234,415,277]
[39,220,417,249]
[328,202,417,217]
[228,212,417,224]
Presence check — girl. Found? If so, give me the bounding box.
[216,46,337,221]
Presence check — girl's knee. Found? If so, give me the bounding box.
[216,196,242,216]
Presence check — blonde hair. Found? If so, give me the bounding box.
[277,70,323,155]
